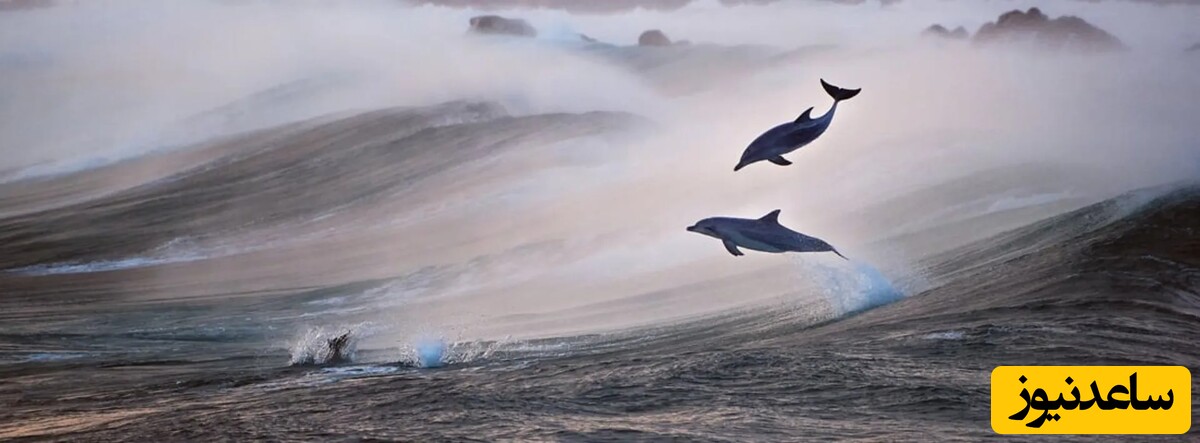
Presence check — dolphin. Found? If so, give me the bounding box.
[686,209,848,259]
[325,331,353,364]
[734,79,861,171]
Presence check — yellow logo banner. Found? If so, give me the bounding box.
[991,366,1191,434]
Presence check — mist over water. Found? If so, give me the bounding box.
[3,0,1198,351]
[1,0,1199,440]
[4,1,1198,179]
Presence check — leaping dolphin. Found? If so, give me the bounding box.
[734,79,861,171]
[686,209,848,259]
[325,331,352,364]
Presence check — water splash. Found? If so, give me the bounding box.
[395,335,506,369]
[414,338,446,368]
[288,326,361,366]
[792,257,904,317]
[394,335,447,369]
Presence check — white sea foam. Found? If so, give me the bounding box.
[922,331,966,341]
[4,254,205,276]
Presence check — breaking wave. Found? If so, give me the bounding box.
[2,1,1199,440]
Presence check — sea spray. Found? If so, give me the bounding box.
[288,325,366,366]
[850,262,903,312]
[414,337,446,368]
[791,257,903,317]
[394,334,449,369]
[396,334,508,368]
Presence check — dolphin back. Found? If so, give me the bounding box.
[733,222,812,251]
[745,222,838,255]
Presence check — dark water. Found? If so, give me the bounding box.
[0,99,1197,442]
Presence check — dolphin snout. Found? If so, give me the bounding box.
[686,225,699,232]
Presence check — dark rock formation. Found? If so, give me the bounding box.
[922,24,969,40]
[973,8,1124,52]
[468,15,537,38]
[638,30,673,47]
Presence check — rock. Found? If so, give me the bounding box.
[923,24,948,36]
[638,29,673,47]
[922,24,969,40]
[468,15,537,38]
[973,7,1125,52]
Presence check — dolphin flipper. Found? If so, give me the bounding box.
[830,248,849,260]
[722,240,744,256]
[768,156,792,166]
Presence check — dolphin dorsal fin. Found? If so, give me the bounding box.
[794,107,815,124]
[759,209,782,225]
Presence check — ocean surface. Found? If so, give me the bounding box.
[1,99,1197,441]
[2,2,1200,441]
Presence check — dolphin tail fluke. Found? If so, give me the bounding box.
[831,248,849,260]
[821,79,860,102]
[734,161,748,171]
